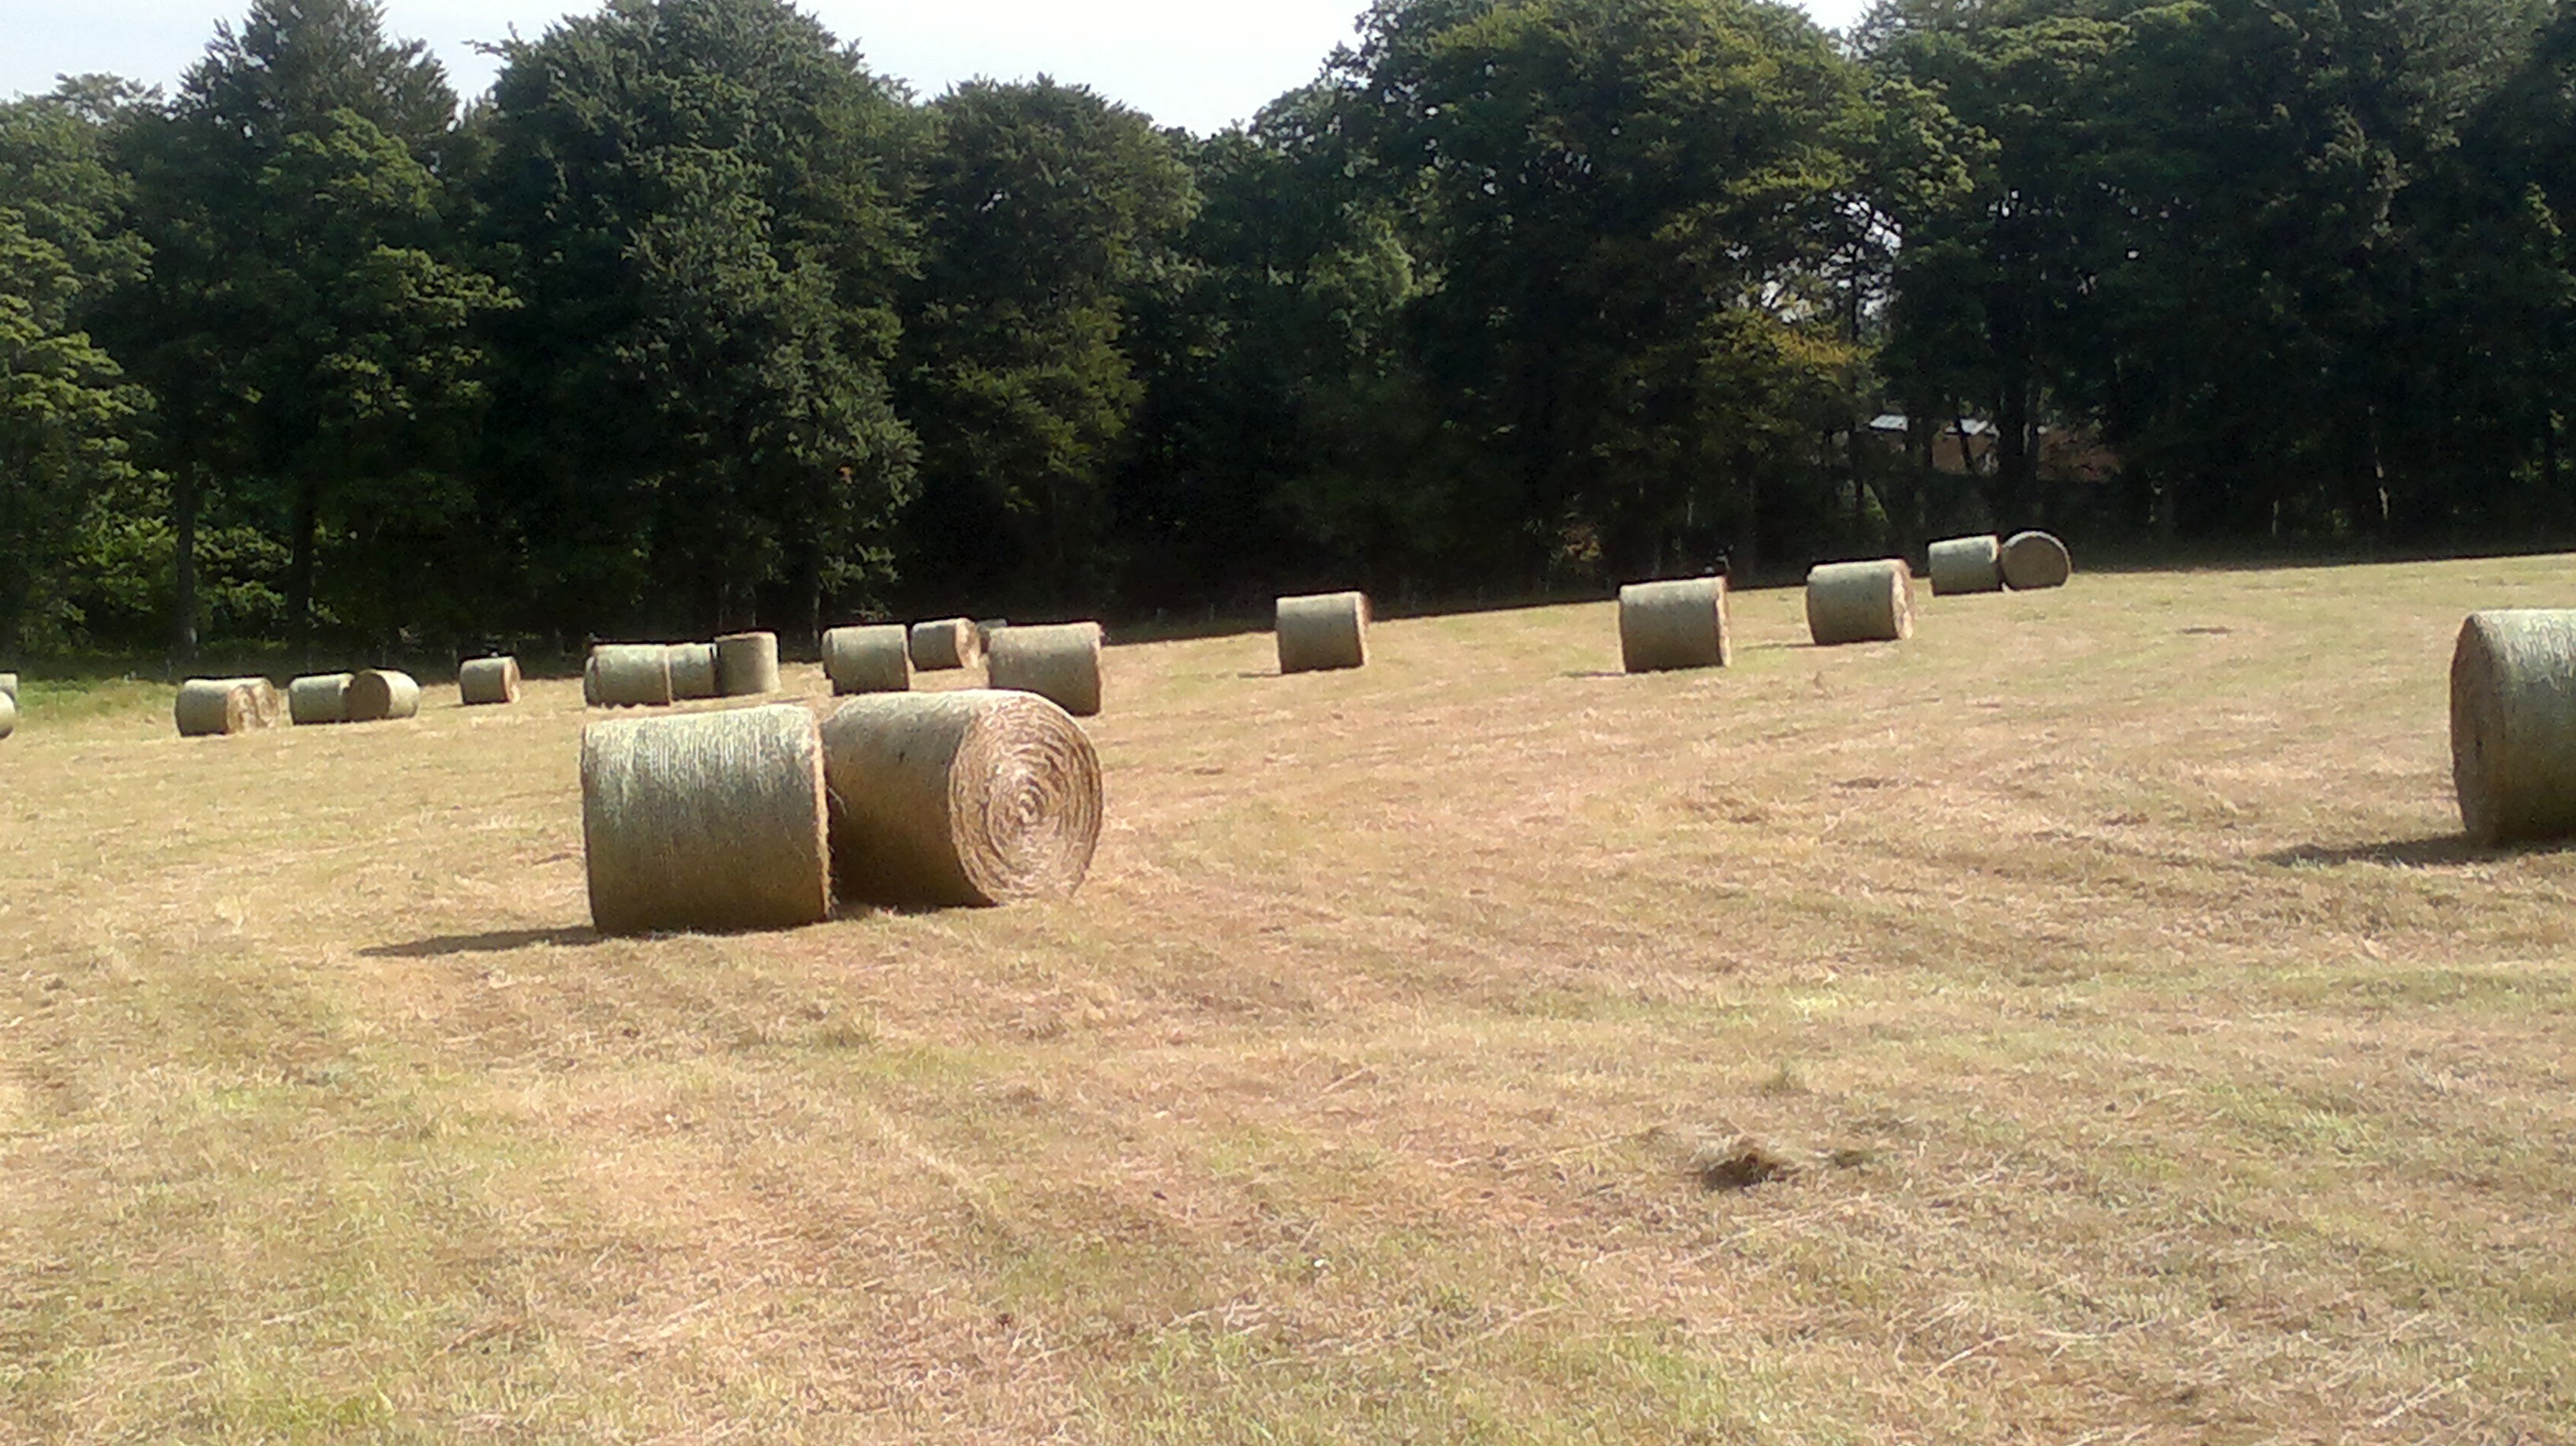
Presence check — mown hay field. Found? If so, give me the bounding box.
[3,556,2574,1444]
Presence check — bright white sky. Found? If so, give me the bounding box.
[2,0,1875,134]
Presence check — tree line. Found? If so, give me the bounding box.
[2,0,2571,659]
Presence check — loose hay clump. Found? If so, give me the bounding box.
[176,677,280,737]
[825,624,914,695]
[908,618,983,672]
[1619,577,1732,673]
[591,644,674,708]
[2451,609,2576,846]
[1806,560,1916,646]
[345,669,421,723]
[821,689,1104,908]
[987,622,1104,717]
[581,703,832,935]
[1276,591,1371,674]
[667,642,720,700]
[2001,530,2073,590]
[716,631,781,697]
[1926,535,2004,596]
[459,656,522,706]
[287,672,354,725]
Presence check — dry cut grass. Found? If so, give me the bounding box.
[4,556,2576,1443]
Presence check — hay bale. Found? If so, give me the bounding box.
[2451,610,2576,846]
[2000,530,2072,590]
[716,631,781,697]
[345,669,421,722]
[1276,591,1371,674]
[821,689,1104,907]
[583,655,600,706]
[1806,560,1916,646]
[591,644,674,707]
[1926,535,2004,596]
[582,703,832,935]
[0,691,13,741]
[459,656,522,706]
[987,622,1103,717]
[667,642,720,700]
[287,672,354,725]
[0,672,16,702]
[824,624,912,695]
[908,618,984,672]
[1619,578,1732,673]
[176,677,280,737]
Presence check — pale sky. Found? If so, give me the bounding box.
[3,0,1875,134]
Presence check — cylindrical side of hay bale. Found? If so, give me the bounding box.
[716,631,781,697]
[666,642,720,700]
[581,703,832,935]
[459,656,522,706]
[591,644,674,708]
[287,672,354,725]
[908,618,984,672]
[1276,592,1371,674]
[1618,578,1732,673]
[821,689,1104,907]
[825,624,914,695]
[1806,560,1916,646]
[1927,535,2004,596]
[987,622,1103,717]
[176,677,280,737]
[2000,530,2072,590]
[345,669,421,723]
[2451,610,2576,847]
[0,691,14,740]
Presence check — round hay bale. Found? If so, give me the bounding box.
[1276,592,1371,674]
[1926,535,2004,596]
[825,624,913,695]
[987,622,1103,717]
[716,631,781,697]
[822,689,1104,907]
[459,656,522,706]
[583,655,600,706]
[667,642,720,700]
[2000,530,2072,590]
[0,672,17,703]
[2451,610,2576,846]
[1806,560,1916,646]
[581,702,832,935]
[908,618,984,672]
[591,644,674,708]
[1618,578,1732,673]
[287,672,354,725]
[0,691,14,741]
[345,669,421,723]
[176,677,280,737]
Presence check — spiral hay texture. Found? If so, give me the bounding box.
[591,644,674,708]
[1276,592,1371,674]
[909,619,983,672]
[988,623,1104,717]
[825,625,913,695]
[345,669,421,723]
[2451,610,2576,847]
[176,678,280,737]
[1927,536,2004,596]
[1807,560,1916,646]
[717,631,781,697]
[459,656,522,706]
[2001,531,2072,590]
[1618,578,1732,673]
[667,642,720,701]
[581,703,832,935]
[822,690,1103,908]
[288,673,353,725]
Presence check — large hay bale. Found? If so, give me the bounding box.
[1926,535,2004,596]
[987,622,1103,717]
[2000,530,2072,590]
[582,703,832,935]
[0,691,13,740]
[287,672,354,725]
[1619,578,1732,673]
[591,644,674,707]
[0,672,16,702]
[908,618,984,672]
[459,656,522,706]
[667,642,720,700]
[1276,592,1371,674]
[716,631,781,697]
[825,624,913,695]
[822,689,1104,907]
[345,669,421,723]
[1806,560,1916,646]
[2451,610,2576,846]
[176,677,280,737]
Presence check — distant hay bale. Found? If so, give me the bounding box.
[1927,535,2004,596]
[582,655,600,706]
[176,677,280,737]
[0,672,16,702]
[459,656,522,706]
[287,672,354,725]
[2451,610,2576,847]
[716,631,781,697]
[1806,560,1916,646]
[0,691,13,741]
[591,644,674,708]
[581,703,832,935]
[821,689,1104,907]
[2000,530,2072,590]
[987,622,1103,717]
[908,618,984,672]
[345,669,421,723]
[1276,591,1371,674]
[1619,577,1732,673]
[667,642,720,700]
[825,624,913,695]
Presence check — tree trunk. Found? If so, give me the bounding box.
[287,474,320,661]
[174,462,200,667]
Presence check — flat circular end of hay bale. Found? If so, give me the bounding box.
[1276,592,1371,674]
[176,677,280,737]
[825,625,914,695]
[716,631,781,697]
[1618,577,1732,672]
[287,672,354,725]
[1926,535,2005,596]
[344,669,421,723]
[987,623,1103,717]
[592,644,675,707]
[1999,530,2072,590]
[2451,609,2576,847]
[581,703,832,935]
[0,691,14,740]
[908,618,983,672]
[1806,560,1915,646]
[459,656,522,706]
[0,672,17,704]
[582,655,601,706]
